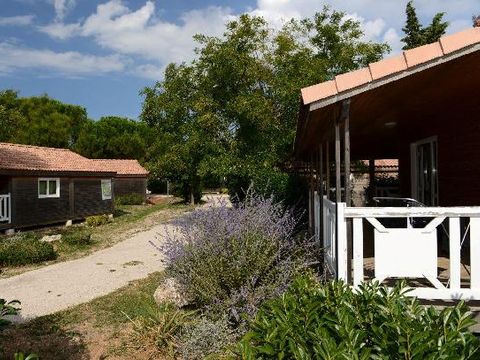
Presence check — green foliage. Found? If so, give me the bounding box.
[61,228,92,246]
[0,234,57,266]
[402,1,448,50]
[14,353,39,360]
[141,9,389,203]
[115,193,145,206]
[177,317,236,360]
[239,275,480,359]
[75,116,152,161]
[0,90,88,148]
[126,302,195,355]
[85,214,110,227]
[0,298,20,327]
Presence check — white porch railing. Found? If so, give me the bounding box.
[0,194,11,223]
[317,196,480,300]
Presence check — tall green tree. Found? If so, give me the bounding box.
[141,8,390,203]
[0,91,88,148]
[75,116,151,161]
[402,1,448,50]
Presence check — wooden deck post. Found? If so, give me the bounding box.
[335,119,341,203]
[325,141,330,200]
[343,100,351,207]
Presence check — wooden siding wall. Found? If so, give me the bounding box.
[397,98,480,206]
[74,178,114,218]
[114,177,147,198]
[11,177,70,227]
[9,177,113,228]
[0,176,9,193]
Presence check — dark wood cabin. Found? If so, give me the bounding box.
[0,143,116,230]
[90,160,149,200]
[294,27,480,212]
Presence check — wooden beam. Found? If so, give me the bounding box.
[343,100,351,207]
[335,118,341,203]
[325,141,330,200]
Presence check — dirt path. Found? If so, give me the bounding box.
[0,195,226,322]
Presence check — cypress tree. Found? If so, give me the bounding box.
[401,1,448,50]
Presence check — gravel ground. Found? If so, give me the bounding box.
[0,195,226,322]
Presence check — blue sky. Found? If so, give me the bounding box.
[0,0,477,120]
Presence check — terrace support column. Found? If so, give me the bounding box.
[325,141,330,200]
[335,119,341,203]
[319,144,324,244]
[343,100,351,207]
[369,159,376,203]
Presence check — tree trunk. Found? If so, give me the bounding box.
[190,189,195,205]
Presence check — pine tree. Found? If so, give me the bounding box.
[402,1,424,50]
[474,15,480,27]
[401,1,448,50]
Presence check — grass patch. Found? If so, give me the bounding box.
[0,273,168,359]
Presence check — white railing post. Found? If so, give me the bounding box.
[0,194,11,223]
[470,217,480,289]
[353,218,364,288]
[449,217,461,290]
[337,202,348,281]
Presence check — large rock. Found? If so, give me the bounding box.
[153,278,189,308]
[40,234,62,243]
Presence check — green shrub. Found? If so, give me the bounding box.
[177,317,236,360]
[239,275,480,359]
[61,228,92,246]
[115,193,145,206]
[85,214,110,227]
[0,298,20,327]
[0,234,57,266]
[162,193,315,325]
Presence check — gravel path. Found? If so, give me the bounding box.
[0,223,172,322]
[0,196,226,322]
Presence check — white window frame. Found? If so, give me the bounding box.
[38,178,60,199]
[101,179,112,200]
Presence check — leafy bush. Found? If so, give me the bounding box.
[85,214,110,227]
[177,317,235,360]
[239,275,480,359]
[0,298,20,327]
[115,193,145,206]
[61,228,92,246]
[126,303,195,356]
[0,234,57,266]
[161,193,314,324]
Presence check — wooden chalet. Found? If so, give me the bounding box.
[294,27,480,300]
[0,143,148,230]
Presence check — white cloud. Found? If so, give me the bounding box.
[26,0,480,79]
[38,22,81,40]
[0,15,35,26]
[0,42,125,76]
[52,0,76,20]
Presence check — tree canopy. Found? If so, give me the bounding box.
[141,8,390,203]
[0,90,88,148]
[402,1,448,50]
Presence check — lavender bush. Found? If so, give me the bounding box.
[160,192,316,324]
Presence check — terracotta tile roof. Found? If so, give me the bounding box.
[90,159,149,177]
[0,142,114,175]
[362,159,399,169]
[301,27,480,106]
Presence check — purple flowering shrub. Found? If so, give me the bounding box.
[161,193,315,323]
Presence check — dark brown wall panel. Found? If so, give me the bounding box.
[11,177,70,227]
[74,178,113,218]
[114,178,147,198]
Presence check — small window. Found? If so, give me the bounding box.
[101,179,112,200]
[38,178,60,198]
